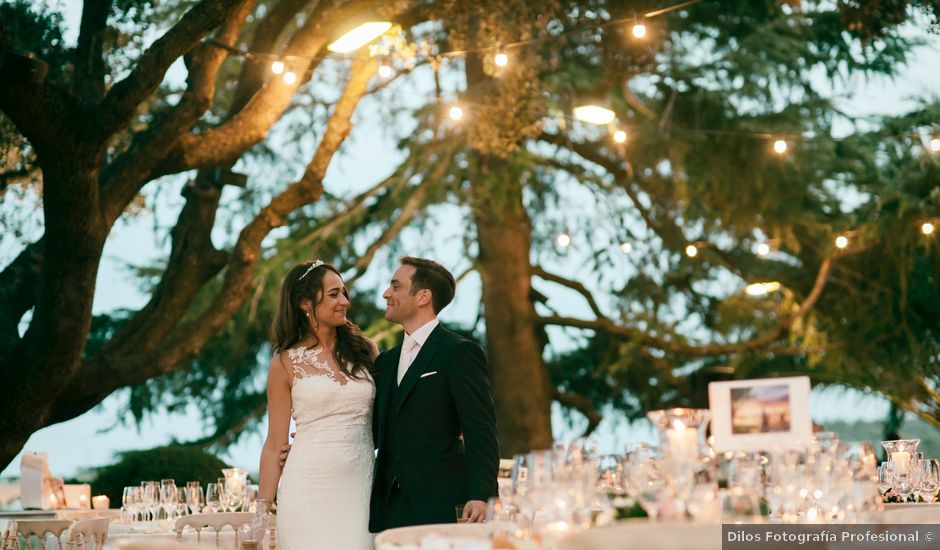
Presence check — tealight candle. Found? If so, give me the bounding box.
[92,495,109,510]
[891,451,911,475]
[666,420,699,460]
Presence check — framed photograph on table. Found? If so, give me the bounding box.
[708,376,812,452]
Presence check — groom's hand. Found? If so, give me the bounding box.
[462,500,486,523]
[278,432,296,466]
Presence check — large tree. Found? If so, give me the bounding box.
[2,0,939,469]
[0,0,413,468]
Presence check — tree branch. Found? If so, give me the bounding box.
[532,266,606,320]
[539,257,833,358]
[0,240,43,356]
[157,1,372,174]
[50,54,376,423]
[553,389,602,436]
[98,0,255,225]
[96,0,246,139]
[74,0,114,103]
[345,150,454,286]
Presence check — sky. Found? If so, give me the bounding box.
[3,2,940,480]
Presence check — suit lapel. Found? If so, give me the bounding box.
[394,325,446,414]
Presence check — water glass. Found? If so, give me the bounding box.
[205,482,223,513]
[185,482,204,514]
[122,486,141,522]
[140,481,159,523]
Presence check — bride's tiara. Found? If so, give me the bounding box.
[298,259,325,280]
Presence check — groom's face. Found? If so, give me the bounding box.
[383,265,418,323]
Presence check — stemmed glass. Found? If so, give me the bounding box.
[185,482,204,515]
[122,486,141,523]
[140,481,159,523]
[160,479,178,521]
[204,482,223,513]
[223,479,245,512]
[916,459,939,503]
[877,463,895,497]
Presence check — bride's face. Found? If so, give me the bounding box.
[312,271,350,328]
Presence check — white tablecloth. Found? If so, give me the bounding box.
[556,505,940,550]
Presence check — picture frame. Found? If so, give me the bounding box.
[708,376,812,452]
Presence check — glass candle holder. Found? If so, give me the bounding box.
[647,408,710,465]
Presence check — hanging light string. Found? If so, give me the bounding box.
[200,0,938,250]
[204,0,704,64]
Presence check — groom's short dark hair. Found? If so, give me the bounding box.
[400,256,456,314]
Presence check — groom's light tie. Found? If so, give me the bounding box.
[397,335,419,385]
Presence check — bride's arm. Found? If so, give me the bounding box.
[259,354,292,502]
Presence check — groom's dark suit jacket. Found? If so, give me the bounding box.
[369,323,499,532]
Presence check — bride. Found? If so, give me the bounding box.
[256,260,378,550]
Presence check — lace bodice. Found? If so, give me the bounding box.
[284,345,374,432]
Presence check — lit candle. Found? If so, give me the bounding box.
[667,420,699,460]
[92,495,110,510]
[891,451,911,475]
[79,493,89,509]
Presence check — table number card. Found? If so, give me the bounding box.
[708,376,812,452]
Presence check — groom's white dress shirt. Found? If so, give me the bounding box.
[397,318,439,385]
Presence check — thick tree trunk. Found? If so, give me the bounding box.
[0,159,107,469]
[469,159,554,456]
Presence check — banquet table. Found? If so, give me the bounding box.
[555,504,940,550]
[3,504,938,550]
[0,514,263,550]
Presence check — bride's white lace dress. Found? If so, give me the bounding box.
[277,346,375,550]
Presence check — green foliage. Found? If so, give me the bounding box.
[45,0,938,443]
[90,445,230,504]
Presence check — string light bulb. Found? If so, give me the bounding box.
[930,138,940,153]
[448,105,463,121]
[620,242,632,253]
[745,281,782,297]
[271,60,285,75]
[685,244,698,258]
[613,130,628,143]
[922,222,935,235]
[773,140,788,154]
[756,243,770,256]
[494,52,509,67]
[835,235,848,249]
[377,64,394,78]
[327,21,392,53]
[573,105,616,125]
[631,21,647,39]
[556,232,572,249]
[283,71,297,85]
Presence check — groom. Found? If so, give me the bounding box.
[370,256,499,531]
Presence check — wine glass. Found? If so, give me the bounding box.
[185,482,203,514]
[877,463,895,497]
[916,459,939,503]
[140,481,159,523]
[160,479,178,521]
[224,479,244,512]
[205,482,223,513]
[122,486,140,523]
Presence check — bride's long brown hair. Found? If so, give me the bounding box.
[270,261,373,380]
